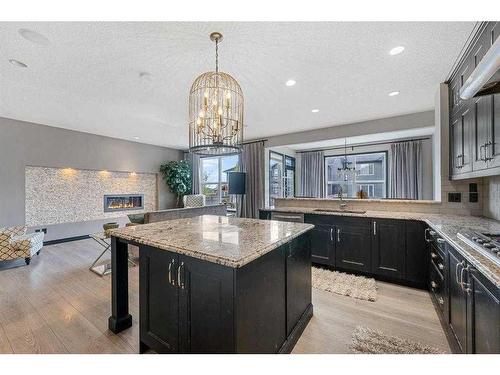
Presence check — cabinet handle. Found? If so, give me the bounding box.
[337,228,340,243]
[460,265,471,293]
[429,230,436,236]
[177,262,184,289]
[168,259,175,285]
[485,141,494,161]
[480,144,486,161]
[455,261,464,285]
[455,260,464,289]
[438,263,444,270]
[431,252,438,259]
[438,297,444,306]
[437,238,445,244]
[373,221,377,236]
[330,228,333,242]
[424,228,431,242]
[431,281,438,289]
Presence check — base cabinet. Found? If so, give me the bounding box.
[441,243,500,354]
[335,218,372,273]
[274,212,428,286]
[448,246,468,353]
[309,224,335,266]
[286,235,312,336]
[467,266,500,353]
[139,248,180,353]
[139,232,313,354]
[372,219,405,279]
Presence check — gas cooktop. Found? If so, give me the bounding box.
[457,230,500,266]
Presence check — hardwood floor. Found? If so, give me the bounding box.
[0,238,451,354]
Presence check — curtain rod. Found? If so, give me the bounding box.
[241,138,267,145]
[296,136,431,154]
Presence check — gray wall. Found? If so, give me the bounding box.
[0,117,182,239]
[265,111,435,147]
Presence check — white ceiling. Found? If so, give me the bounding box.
[0,22,474,149]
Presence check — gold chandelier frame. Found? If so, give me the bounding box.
[188,32,244,156]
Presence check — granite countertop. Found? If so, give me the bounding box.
[278,197,441,204]
[261,206,500,288]
[109,215,314,268]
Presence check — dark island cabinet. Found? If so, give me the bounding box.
[139,247,180,353]
[371,219,405,279]
[335,218,372,273]
[286,235,312,337]
[178,254,235,353]
[139,245,234,354]
[139,232,313,354]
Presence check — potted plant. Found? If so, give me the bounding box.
[159,160,192,207]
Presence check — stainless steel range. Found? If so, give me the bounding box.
[457,230,500,265]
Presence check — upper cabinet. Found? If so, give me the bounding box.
[449,22,500,180]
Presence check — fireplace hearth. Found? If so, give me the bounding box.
[104,194,144,212]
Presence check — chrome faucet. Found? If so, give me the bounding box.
[338,186,348,209]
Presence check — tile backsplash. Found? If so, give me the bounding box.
[483,175,500,221]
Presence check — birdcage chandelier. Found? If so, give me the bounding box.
[188,32,244,155]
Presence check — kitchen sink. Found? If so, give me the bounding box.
[312,208,366,214]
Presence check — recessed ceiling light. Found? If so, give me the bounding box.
[9,59,28,68]
[389,46,405,56]
[311,109,319,113]
[133,136,140,140]
[285,79,296,87]
[388,91,400,97]
[18,28,50,46]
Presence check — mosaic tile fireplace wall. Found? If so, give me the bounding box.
[25,166,158,226]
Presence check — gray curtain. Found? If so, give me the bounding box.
[390,140,423,199]
[299,151,325,198]
[184,152,200,194]
[237,141,265,218]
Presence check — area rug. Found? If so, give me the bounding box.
[350,326,443,354]
[312,267,377,302]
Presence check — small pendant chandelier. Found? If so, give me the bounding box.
[337,139,358,181]
[188,32,244,155]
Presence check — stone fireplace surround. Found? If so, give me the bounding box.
[25,166,158,227]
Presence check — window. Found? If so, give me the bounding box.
[269,151,295,206]
[200,155,239,209]
[325,152,387,199]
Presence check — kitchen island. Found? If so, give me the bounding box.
[107,215,314,353]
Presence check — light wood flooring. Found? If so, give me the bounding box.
[0,238,451,354]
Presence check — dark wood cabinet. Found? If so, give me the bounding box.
[371,219,405,279]
[448,246,468,353]
[309,224,335,265]
[139,232,312,354]
[449,21,500,179]
[335,217,372,273]
[286,235,312,337]
[139,246,180,353]
[178,254,235,353]
[406,221,429,286]
[451,107,473,175]
[466,266,500,353]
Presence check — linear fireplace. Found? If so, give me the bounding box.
[104,194,144,212]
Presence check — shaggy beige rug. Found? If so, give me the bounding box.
[351,326,443,354]
[312,267,377,301]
